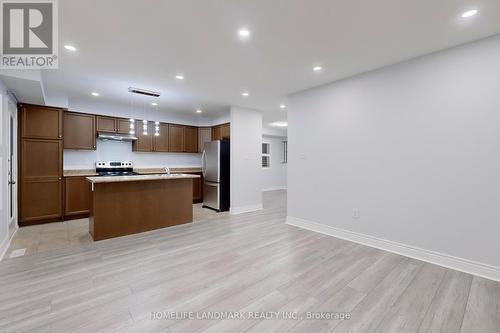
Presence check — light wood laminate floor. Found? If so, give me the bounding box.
[0,190,499,332]
[4,203,220,258]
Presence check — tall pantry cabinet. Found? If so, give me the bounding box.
[19,104,64,225]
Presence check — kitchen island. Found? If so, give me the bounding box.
[86,174,200,240]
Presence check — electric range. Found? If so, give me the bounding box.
[95,161,138,177]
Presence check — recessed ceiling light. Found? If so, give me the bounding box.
[270,121,288,127]
[280,104,286,109]
[462,9,478,18]
[175,75,184,80]
[64,45,76,51]
[313,66,323,72]
[91,92,99,97]
[241,92,249,97]
[196,109,202,114]
[238,29,251,38]
[151,102,158,106]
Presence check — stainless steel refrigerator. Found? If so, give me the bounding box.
[202,140,230,212]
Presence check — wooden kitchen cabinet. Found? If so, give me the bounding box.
[198,127,212,153]
[183,126,198,153]
[212,126,222,141]
[21,180,63,224]
[19,103,64,225]
[169,124,184,152]
[64,176,91,218]
[132,121,154,152]
[20,138,63,225]
[153,123,169,152]
[221,123,230,139]
[191,172,203,203]
[117,118,132,134]
[21,104,63,140]
[96,116,117,132]
[63,112,96,150]
[212,123,230,140]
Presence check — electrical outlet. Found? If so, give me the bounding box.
[352,209,360,219]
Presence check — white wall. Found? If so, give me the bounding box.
[288,35,500,277]
[230,106,263,214]
[263,126,287,137]
[64,141,201,169]
[262,135,287,191]
[0,78,12,257]
[198,109,231,127]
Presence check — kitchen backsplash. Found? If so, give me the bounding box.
[63,140,202,169]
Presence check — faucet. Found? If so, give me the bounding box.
[164,166,171,175]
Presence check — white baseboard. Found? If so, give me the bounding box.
[262,186,287,192]
[286,216,500,282]
[230,204,264,215]
[0,223,19,261]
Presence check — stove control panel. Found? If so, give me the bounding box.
[96,161,133,168]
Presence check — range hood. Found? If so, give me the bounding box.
[97,132,138,142]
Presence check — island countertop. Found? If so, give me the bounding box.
[88,174,196,240]
[86,173,200,184]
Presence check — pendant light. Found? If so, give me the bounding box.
[129,98,135,135]
[129,119,135,135]
[142,119,148,136]
[154,121,160,136]
[152,101,160,136]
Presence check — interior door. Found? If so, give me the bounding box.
[7,99,17,226]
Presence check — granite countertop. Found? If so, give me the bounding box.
[87,173,200,184]
[135,167,202,174]
[64,169,98,177]
[64,167,202,177]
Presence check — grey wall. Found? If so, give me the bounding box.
[288,35,500,268]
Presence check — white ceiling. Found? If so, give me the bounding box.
[39,0,500,125]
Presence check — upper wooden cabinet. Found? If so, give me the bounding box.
[212,123,230,141]
[132,121,154,152]
[117,118,132,134]
[183,126,198,153]
[97,116,135,135]
[212,126,222,141]
[96,116,117,132]
[169,124,184,152]
[44,107,209,154]
[198,127,212,153]
[63,112,96,150]
[21,104,63,139]
[153,123,169,152]
[221,123,230,139]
